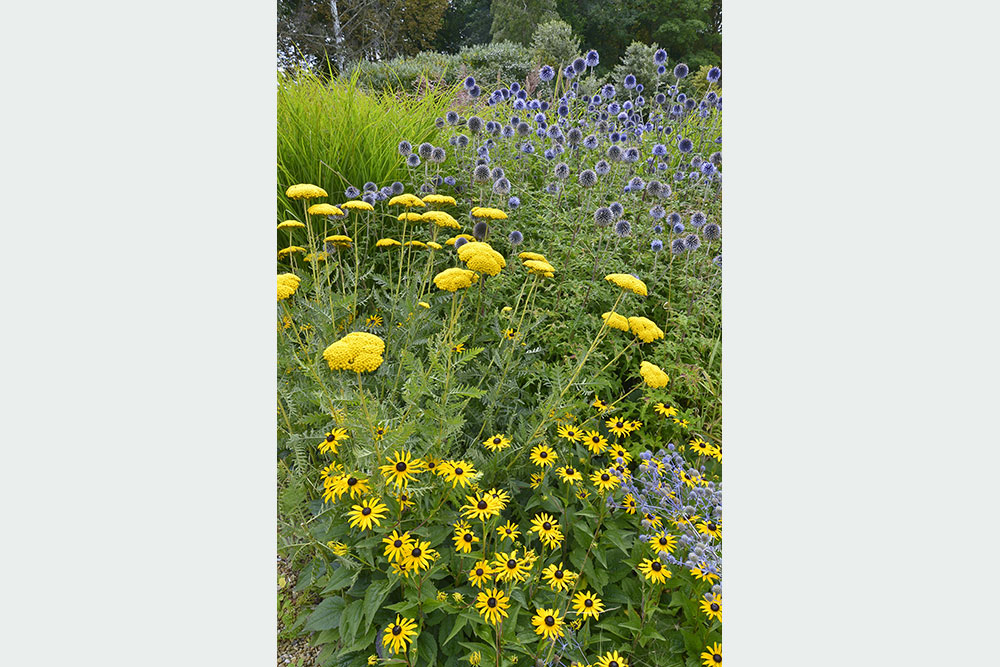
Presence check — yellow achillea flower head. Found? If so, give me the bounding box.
[523,259,555,277]
[308,203,344,216]
[285,183,327,199]
[628,316,665,343]
[602,311,630,332]
[639,360,670,388]
[418,301,430,308]
[340,199,374,211]
[303,251,329,263]
[422,210,461,228]
[434,267,479,291]
[446,233,476,245]
[388,193,426,208]
[518,251,547,262]
[376,238,402,247]
[397,212,424,222]
[324,234,352,247]
[531,608,565,640]
[458,241,506,276]
[470,206,508,220]
[277,220,305,230]
[422,193,457,206]
[277,246,306,258]
[322,332,385,373]
[277,273,301,301]
[404,240,427,248]
[427,241,443,250]
[605,273,648,296]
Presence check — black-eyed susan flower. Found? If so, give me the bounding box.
[365,314,383,327]
[497,520,520,543]
[604,273,648,296]
[382,615,418,654]
[286,183,328,199]
[347,497,389,531]
[689,438,713,456]
[610,445,633,463]
[468,649,482,666]
[453,526,480,553]
[325,473,370,501]
[592,397,610,411]
[469,560,494,588]
[541,562,577,592]
[379,450,425,489]
[395,491,415,510]
[697,521,722,539]
[318,428,349,455]
[556,466,583,485]
[647,531,677,554]
[440,460,477,488]
[494,550,529,583]
[485,488,511,510]
[531,608,565,640]
[700,642,722,667]
[642,512,663,529]
[699,594,722,622]
[595,650,630,667]
[606,417,631,438]
[582,430,608,455]
[503,328,518,340]
[326,541,349,556]
[622,493,638,514]
[402,540,434,572]
[461,493,501,521]
[637,558,672,584]
[319,462,343,482]
[672,417,690,428]
[529,444,557,468]
[529,472,545,488]
[482,434,511,452]
[451,342,466,354]
[372,424,387,440]
[423,456,441,474]
[556,424,583,442]
[382,530,414,563]
[529,513,561,542]
[654,402,678,417]
[591,468,620,493]
[690,563,719,583]
[277,273,301,301]
[572,591,605,620]
[474,587,511,625]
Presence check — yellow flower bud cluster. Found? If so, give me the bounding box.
[604,273,648,296]
[628,316,665,343]
[323,332,386,373]
[277,273,301,301]
[470,206,508,220]
[457,241,506,277]
[388,193,426,208]
[639,360,670,388]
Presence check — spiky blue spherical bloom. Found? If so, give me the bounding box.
[636,95,645,106]
[521,142,535,154]
[583,134,599,150]
[636,84,644,93]
[468,116,484,134]
[701,163,716,176]
[652,143,668,157]
[406,154,421,167]
[655,92,666,105]
[431,147,446,163]
[614,219,632,237]
[707,66,721,82]
[472,221,489,240]
[502,124,515,138]
[390,181,404,195]
[493,177,511,195]
[397,140,412,156]
[702,223,721,241]
[595,159,611,175]
[578,169,597,188]
[362,192,376,204]
[651,239,664,252]
[672,222,685,234]
[657,65,666,75]
[516,121,530,136]
[690,211,707,228]
[472,164,491,183]
[508,230,524,246]
[678,138,693,153]
[601,83,616,98]
[345,185,360,199]
[539,64,555,81]
[446,110,459,125]
[706,91,718,103]
[713,254,722,267]
[443,176,456,186]
[594,207,613,227]
[667,212,681,225]
[609,201,624,217]
[362,181,376,192]
[543,148,554,160]
[548,125,562,140]
[469,85,481,98]
[457,134,470,148]
[624,147,640,163]
[628,177,645,192]
[623,74,637,89]
[557,104,569,117]
[654,48,668,64]
[685,98,696,111]
[508,195,520,209]
[586,50,600,67]
[677,93,687,104]
[607,144,623,161]
[674,171,685,181]
[650,205,665,219]
[567,127,582,145]
[671,238,686,254]
[673,63,689,79]
[464,76,476,90]
[684,233,700,250]
[623,100,633,111]
[563,65,575,79]
[454,236,468,249]
[572,57,586,73]
[554,162,570,180]
[513,98,526,110]
[510,82,520,93]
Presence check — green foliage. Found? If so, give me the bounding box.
[530,19,582,69]
[611,41,664,99]
[489,0,559,46]
[277,69,453,218]
[433,0,492,53]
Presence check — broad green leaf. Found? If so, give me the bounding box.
[303,596,346,632]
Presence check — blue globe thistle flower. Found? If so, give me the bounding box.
[655,93,667,105]
[516,121,530,136]
[608,102,620,115]
[624,147,640,163]
[595,159,611,175]
[362,192,376,205]
[609,201,624,217]
[672,222,684,234]
[463,76,476,90]
[707,66,721,82]
[586,50,600,67]
[513,98,526,110]
[636,84,644,92]
[508,195,520,209]
[674,170,685,181]
[521,142,535,154]
[363,181,376,192]
[397,140,412,155]
[547,125,562,139]
[623,74,637,89]
[345,185,360,198]
[490,167,505,180]
[419,183,433,194]
[517,89,528,100]
[431,147,446,163]
[540,100,549,110]
[443,176,456,186]
[543,149,554,160]
[469,85,481,98]
[454,236,468,249]
[636,95,645,106]
[418,143,433,159]
[434,116,446,128]
[539,65,555,81]
[379,185,392,197]
[584,134,599,149]
[563,65,575,79]
[650,204,665,219]
[651,239,664,252]
[654,48,668,65]
[610,131,621,143]
[673,63,689,79]
[457,134,469,148]
[688,172,700,181]
[678,138,693,153]
[657,65,666,75]
[653,143,667,157]
[472,164,491,183]
[653,224,663,234]
[552,143,565,156]
[607,144,623,161]
[446,110,459,126]
[677,93,687,104]
[685,98,696,110]
[502,124,515,138]
[671,238,686,254]
[472,221,489,240]
[614,219,632,237]
[667,212,681,225]
[572,57,586,73]
[508,230,524,246]
[557,104,569,117]
[390,181,404,195]
[533,112,545,124]
[567,127,582,145]
[684,233,700,250]
[706,91,718,103]
[510,82,521,93]
[602,83,616,98]
[594,206,613,227]
[701,162,716,176]
[546,182,560,194]
[493,177,511,195]
[702,223,721,241]
[554,162,570,179]
[501,88,511,99]
[592,94,602,105]
[623,100,633,111]
[663,126,673,136]
[468,116,484,134]
[691,212,707,228]
[628,176,645,191]
[658,162,668,171]
[578,169,597,188]
[713,254,722,267]
[710,151,722,166]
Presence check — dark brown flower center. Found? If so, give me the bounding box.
[584,599,593,607]
[544,615,555,626]
[463,533,473,542]
[347,477,358,486]
[554,570,563,578]
[361,507,371,516]
[507,559,517,569]
[542,522,552,530]
[565,468,574,475]
[395,461,407,472]
[476,569,484,576]
[651,562,662,571]
[411,548,421,557]
[708,523,717,531]
[659,537,668,546]
[601,474,610,481]
[710,603,720,611]
[713,655,721,663]
[487,597,497,607]
[325,435,335,442]
[616,422,623,428]
[493,438,501,444]
[478,501,488,510]
[454,467,464,475]
[392,625,402,635]
[393,540,402,548]
[539,451,547,457]
[609,662,618,667]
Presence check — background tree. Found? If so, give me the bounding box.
[489,0,559,46]
[529,19,581,69]
[433,0,492,53]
